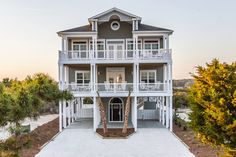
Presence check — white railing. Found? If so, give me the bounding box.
[96,83,133,92]
[63,82,167,93]
[59,49,171,61]
[65,83,93,92]
[139,83,166,92]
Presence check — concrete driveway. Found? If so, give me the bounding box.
[36,122,194,157]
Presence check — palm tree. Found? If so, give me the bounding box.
[122,90,131,134]
[97,91,108,134]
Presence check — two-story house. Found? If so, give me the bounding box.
[57,8,173,133]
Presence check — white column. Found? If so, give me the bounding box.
[93,96,96,132]
[162,96,165,125]
[166,35,169,49]
[132,20,135,31]
[163,35,166,49]
[133,63,137,92]
[166,97,169,128]
[170,96,173,131]
[76,99,79,119]
[67,101,71,125]
[159,97,162,123]
[136,64,139,92]
[58,64,63,132]
[63,101,67,128]
[71,101,74,123]
[134,96,137,131]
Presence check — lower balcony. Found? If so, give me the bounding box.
[63,82,167,94]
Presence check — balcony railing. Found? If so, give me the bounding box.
[63,82,167,93]
[59,49,171,61]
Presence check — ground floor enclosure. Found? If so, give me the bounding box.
[58,95,173,132]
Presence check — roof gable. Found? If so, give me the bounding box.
[88,7,141,22]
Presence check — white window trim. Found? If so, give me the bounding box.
[71,39,88,51]
[111,21,120,31]
[143,38,160,50]
[126,38,142,50]
[75,70,90,85]
[140,70,157,83]
[108,97,124,122]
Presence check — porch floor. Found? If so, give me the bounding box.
[67,118,93,129]
[137,120,164,128]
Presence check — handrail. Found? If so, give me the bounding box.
[59,49,172,60]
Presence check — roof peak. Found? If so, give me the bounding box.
[88,7,141,22]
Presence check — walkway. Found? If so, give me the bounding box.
[36,120,194,157]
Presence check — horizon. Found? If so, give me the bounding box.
[0,0,236,81]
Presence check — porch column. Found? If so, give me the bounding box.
[134,96,137,131]
[67,101,71,126]
[72,100,75,123]
[58,64,63,132]
[93,96,97,132]
[90,64,94,91]
[63,101,67,128]
[159,97,162,123]
[136,64,139,92]
[162,96,165,125]
[170,96,173,131]
[76,98,79,119]
[133,63,137,92]
[166,97,170,128]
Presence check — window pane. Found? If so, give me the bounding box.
[77,73,83,79]
[80,45,86,50]
[152,44,158,49]
[77,80,83,84]
[84,73,90,79]
[145,44,151,49]
[73,45,80,50]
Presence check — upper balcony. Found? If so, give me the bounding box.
[59,49,172,63]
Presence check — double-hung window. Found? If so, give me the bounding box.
[144,40,159,56]
[72,41,87,58]
[140,70,156,84]
[75,71,90,85]
[126,39,141,58]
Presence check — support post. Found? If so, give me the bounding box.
[72,101,74,123]
[162,96,165,125]
[166,97,169,128]
[170,96,173,131]
[63,101,67,128]
[159,97,162,123]
[134,96,137,131]
[93,96,96,132]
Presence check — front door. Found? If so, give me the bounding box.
[107,44,124,59]
[109,98,123,122]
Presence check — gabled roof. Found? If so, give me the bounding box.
[138,24,173,33]
[88,7,141,22]
[57,25,92,34]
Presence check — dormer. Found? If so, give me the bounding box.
[88,7,141,31]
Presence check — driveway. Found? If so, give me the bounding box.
[36,122,194,157]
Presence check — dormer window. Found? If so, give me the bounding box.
[111,21,120,31]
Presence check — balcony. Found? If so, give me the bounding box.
[63,82,167,94]
[59,49,171,62]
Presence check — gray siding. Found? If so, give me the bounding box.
[98,20,132,39]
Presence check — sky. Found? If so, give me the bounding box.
[0,0,236,80]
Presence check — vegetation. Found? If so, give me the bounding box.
[0,73,72,157]
[188,59,236,156]
[173,88,189,109]
[122,90,131,134]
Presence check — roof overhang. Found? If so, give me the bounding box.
[57,31,97,37]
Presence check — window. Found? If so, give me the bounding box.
[144,40,159,50]
[140,70,156,83]
[111,21,120,31]
[72,41,87,58]
[126,39,142,58]
[72,41,87,51]
[75,71,90,85]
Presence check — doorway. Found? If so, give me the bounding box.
[109,97,124,122]
[107,42,124,59]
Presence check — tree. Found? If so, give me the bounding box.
[189,59,236,156]
[97,91,107,134]
[122,90,131,134]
